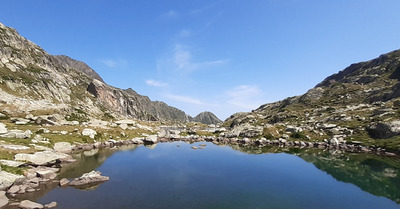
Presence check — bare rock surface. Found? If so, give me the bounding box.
[15,151,72,166]
[19,200,44,209]
[69,170,109,187]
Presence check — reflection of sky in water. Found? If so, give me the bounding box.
[37,142,400,209]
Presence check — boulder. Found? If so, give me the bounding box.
[59,178,70,187]
[143,135,158,144]
[0,171,24,190]
[0,123,7,134]
[0,129,32,139]
[115,120,135,125]
[367,120,400,139]
[19,200,44,209]
[225,123,263,138]
[69,170,109,187]
[35,116,58,126]
[15,151,72,166]
[53,142,73,153]
[82,129,97,139]
[0,159,26,167]
[0,191,8,208]
[1,144,30,150]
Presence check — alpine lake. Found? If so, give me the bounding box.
[7,141,400,209]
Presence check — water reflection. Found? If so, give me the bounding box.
[232,144,400,203]
[7,143,400,208]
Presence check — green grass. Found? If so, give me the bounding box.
[0,165,26,175]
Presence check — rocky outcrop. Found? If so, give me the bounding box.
[87,80,190,121]
[69,170,109,187]
[193,111,222,124]
[367,121,400,139]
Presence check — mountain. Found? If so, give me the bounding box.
[193,111,222,125]
[224,49,400,152]
[0,22,189,122]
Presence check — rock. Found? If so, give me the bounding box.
[0,171,24,190]
[143,135,158,144]
[119,123,128,130]
[191,146,198,150]
[225,123,263,138]
[0,129,32,139]
[82,129,97,139]
[0,191,8,207]
[53,142,72,153]
[15,151,72,166]
[0,123,7,134]
[1,144,30,150]
[44,202,57,209]
[69,170,109,187]
[367,120,400,139]
[0,159,25,167]
[12,118,30,125]
[59,178,69,187]
[35,116,58,126]
[7,185,20,194]
[19,200,44,209]
[115,120,135,125]
[131,137,144,144]
[35,167,59,179]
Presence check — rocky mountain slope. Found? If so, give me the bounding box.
[193,111,222,124]
[0,22,189,122]
[224,49,400,152]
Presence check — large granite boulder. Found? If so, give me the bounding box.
[0,191,8,207]
[53,142,73,153]
[14,151,72,166]
[0,171,24,190]
[82,128,97,139]
[367,120,400,139]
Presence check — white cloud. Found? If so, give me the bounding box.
[179,29,191,38]
[173,44,198,72]
[101,59,117,68]
[165,93,204,105]
[226,85,265,109]
[145,79,168,87]
[170,44,229,73]
[161,10,178,19]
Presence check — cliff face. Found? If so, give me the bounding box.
[0,22,189,122]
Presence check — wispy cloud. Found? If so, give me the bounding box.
[101,59,117,68]
[170,44,229,73]
[226,85,265,109]
[161,10,178,19]
[179,29,191,38]
[165,93,204,105]
[145,79,168,87]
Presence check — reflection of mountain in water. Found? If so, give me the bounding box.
[59,145,139,179]
[228,144,400,203]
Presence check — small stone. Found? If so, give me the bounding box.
[59,178,70,187]
[19,200,44,209]
[44,201,57,209]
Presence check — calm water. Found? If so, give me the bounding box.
[29,142,400,209]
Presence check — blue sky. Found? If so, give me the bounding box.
[1,0,400,120]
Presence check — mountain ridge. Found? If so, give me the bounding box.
[0,22,194,122]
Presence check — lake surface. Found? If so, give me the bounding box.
[30,142,400,209]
